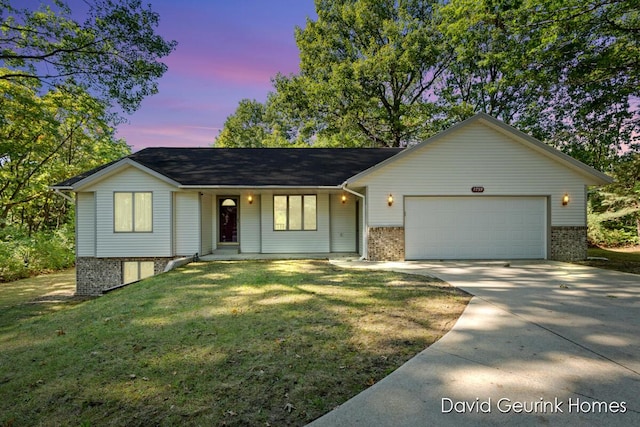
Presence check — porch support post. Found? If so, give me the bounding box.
[342,185,367,260]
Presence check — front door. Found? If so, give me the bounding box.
[219,197,238,244]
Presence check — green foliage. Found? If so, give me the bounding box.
[0,72,130,231]
[215,99,295,147]
[588,154,640,246]
[437,0,639,171]
[292,0,448,147]
[219,0,639,159]
[588,207,639,247]
[436,0,553,125]
[0,0,177,112]
[1,0,175,232]
[217,0,449,148]
[0,224,75,282]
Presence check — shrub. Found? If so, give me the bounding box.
[588,214,639,247]
[0,225,75,282]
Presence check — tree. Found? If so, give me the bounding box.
[436,0,556,125]
[592,154,640,244]
[0,71,130,232]
[289,0,450,147]
[221,0,639,161]
[215,99,270,148]
[0,0,175,231]
[436,0,638,171]
[214,98,302,148]
[0,0,177,112]
[513,0,640,170]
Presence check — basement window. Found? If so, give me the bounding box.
[123,261,155,284]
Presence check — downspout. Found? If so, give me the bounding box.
[341,184,367,260]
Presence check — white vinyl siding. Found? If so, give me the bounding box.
[240,193,261,252]
[330,193,357,252]
[76,192,95,256]
[405,196,546,259]
[200,193,213,255]
[84,166,174,257]
[352,122,593,227]
[174,192,200,256]
[261,192,330,253]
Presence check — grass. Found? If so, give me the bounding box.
[0,260,469,426]
[0,268,85,327]
[575,247,640,274]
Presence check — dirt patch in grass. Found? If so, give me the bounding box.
[574,247,640,274]
[0,260,469,426]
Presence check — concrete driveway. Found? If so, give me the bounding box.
[310,261,640,426]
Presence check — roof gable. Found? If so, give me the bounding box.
[346,112,613,186]
[54,158,182,191]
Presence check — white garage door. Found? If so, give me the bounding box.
[405,197,546,260]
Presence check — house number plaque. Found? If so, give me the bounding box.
[471,186,485,193]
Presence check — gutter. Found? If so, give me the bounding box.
[178,185,342,190]
[51,188,75,203]
[341,184,367,260]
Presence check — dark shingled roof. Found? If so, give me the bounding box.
[54,147,404,188]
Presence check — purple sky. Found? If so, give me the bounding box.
[116,1,317,151]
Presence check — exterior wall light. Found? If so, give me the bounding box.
[388,194,394,206]
[248,195,253,205]
[341,194,347,204]
[562,193,569,206]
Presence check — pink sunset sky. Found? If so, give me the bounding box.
[116,1,317,152]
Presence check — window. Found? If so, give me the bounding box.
[114,192,152,232]
[274,195,317,231]
[123,261,155,284]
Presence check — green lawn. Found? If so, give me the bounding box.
[575,247,640,274]
[0,260,469,426]
[0,268,83,328]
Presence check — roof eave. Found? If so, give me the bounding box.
[49,185,74,191]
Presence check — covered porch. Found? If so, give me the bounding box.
[180,189,365,258]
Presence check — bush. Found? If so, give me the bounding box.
[588,214,639,248]
[0,225,75,282]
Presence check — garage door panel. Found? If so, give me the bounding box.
[405,197,546,260]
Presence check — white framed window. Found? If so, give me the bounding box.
[274,195,317,231]
[114,192,152,232]
[123,261,155,284]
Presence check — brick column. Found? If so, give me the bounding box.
[550,226,587,261]
[368,227,405,261]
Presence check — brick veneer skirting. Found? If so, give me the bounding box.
[76,257,174,296]
[550,226,587,261]
[368,227,405,261]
